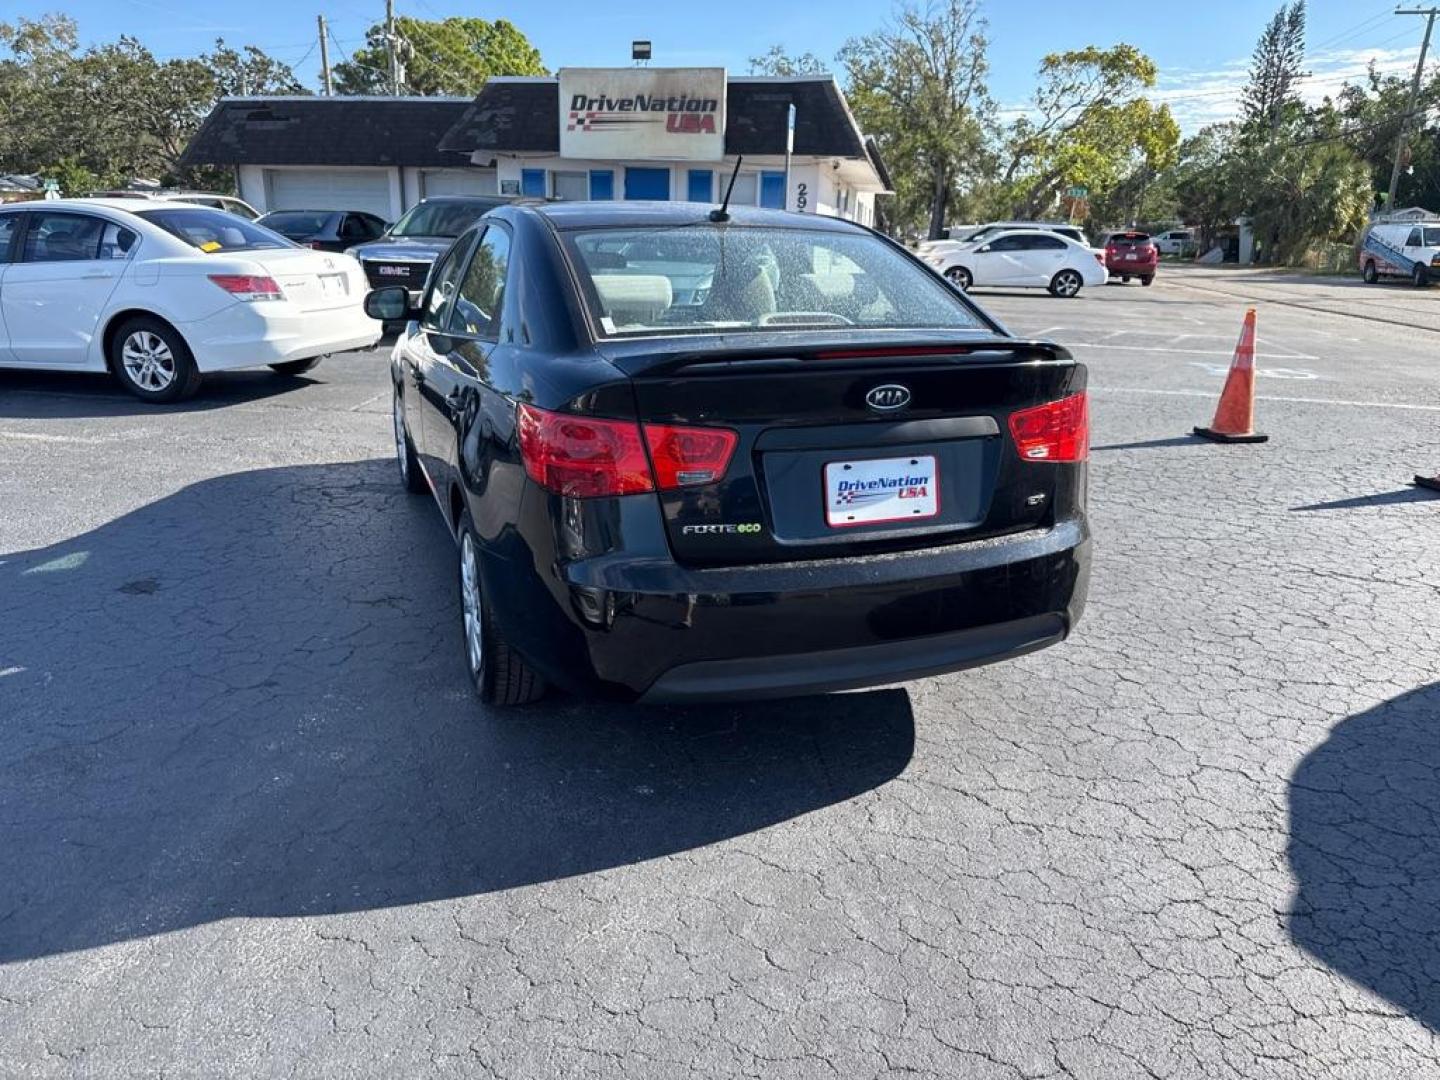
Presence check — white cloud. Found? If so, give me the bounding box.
[1154,45,1431,133]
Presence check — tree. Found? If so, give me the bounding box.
[748,45,827,76]
[1241,1,1307,132]
[1000,45,1179,219]
[332,17,545,96]
[839,0,993,239]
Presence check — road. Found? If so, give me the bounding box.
[2,270,1439,1078]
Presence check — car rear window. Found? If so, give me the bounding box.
[564,225,986,338]
[1109,232,1151,245]
[259,211,333,234]
[390,201,495,238]
[137,208,292,252]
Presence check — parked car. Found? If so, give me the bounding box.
[1152,228,1195,257]
[257,209,388,252]
[916,221,1091,262]
[0,198,380,402]
[369,202,1089,706]
[84,190,261,220]
[1102,231,1157,285]
[347,195,516,303]
[1359,219,1440,287]
[922,229,1107,296]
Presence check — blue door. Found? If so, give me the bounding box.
[589,170,614,200]
[686,169,714,203]
[520,169,547,197]
[759,172,786,209]
[625,167,671,201]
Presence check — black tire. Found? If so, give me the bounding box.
[269,357,321,376]
[1363,260,1378,284]
[945,266,971,291]
[457,512,546,706]
[393,385,426,494]
[1121,276,1130,284]
[1140,275,1154,287]
[1414,264,1429,288]
[1049,269,1083,298]
[108,316,202,403]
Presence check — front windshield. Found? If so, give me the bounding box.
[564,225,986,338]
[390,202,488,238]
[137,208,292,252]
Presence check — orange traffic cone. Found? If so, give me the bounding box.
[1194,308,1268,443]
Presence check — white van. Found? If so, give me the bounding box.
[1359,219,1440,286]
[1152,229,1195,256]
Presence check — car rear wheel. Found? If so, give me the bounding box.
[945,266,971,291]
[1140,275,1154,286]
[1413,264,1429,288]
[110,317,202,403]
[269,357,321,376]
[457,517,546,706]
[1363,260,1378,284]
[1049,270,1083,298]
[393,386,426,494]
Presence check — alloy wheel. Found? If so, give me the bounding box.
[460,533,484,677]
[121,331,176,392]
[1055,271,1081,297]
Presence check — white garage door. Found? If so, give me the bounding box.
[420,169,497,198]
[265,169,393,218]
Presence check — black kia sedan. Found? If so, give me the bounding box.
[367,202,1089,705]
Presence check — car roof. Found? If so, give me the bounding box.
[529,200,862,233]
[418,195,517,205]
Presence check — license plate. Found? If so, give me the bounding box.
[1124,252,1139,260]
[824,455,939,528]
[320,274,347,298]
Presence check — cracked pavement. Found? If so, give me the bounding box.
[1,269,1439,1077]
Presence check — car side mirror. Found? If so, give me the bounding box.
[364,286,415,323]
[977,244,991,253]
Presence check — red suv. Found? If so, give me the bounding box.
[1103,231,1157,285]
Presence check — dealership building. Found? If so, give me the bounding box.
[180,67,891,225]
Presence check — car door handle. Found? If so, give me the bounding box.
[81,271,117,280]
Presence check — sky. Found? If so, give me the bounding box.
[9,0,1437,134]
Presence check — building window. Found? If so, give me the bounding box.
[552,171,587,201]
[589,170,614,200]
[520,169,547,197]
[686,169,714,203]
[624,167,670,200]
[759,172,785,209]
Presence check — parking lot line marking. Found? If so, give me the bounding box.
[0,430,139,444]
[1065,342,1320,360]
[1095,386,1440,411]
[349,391,388,412]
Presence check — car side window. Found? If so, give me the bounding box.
[22,212,106,262]
[1031,235,1066,250]
[1406,228,1423,247]
[987,235,1025,252]
[448,225,511,341]
[0,214,17,260]
[339,215,369,240]
[99,222,138,260]
[420,232,475,331]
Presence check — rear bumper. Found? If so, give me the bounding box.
[640,613,1066,703]
[1105,258,1157,275]
[180,301,382,372]
[491,516,1090,702]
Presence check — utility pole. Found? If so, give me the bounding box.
[1387,6,1438,210]
[317,15,332,96]
[386,0,400,95]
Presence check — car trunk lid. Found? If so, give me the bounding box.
[243,248,364,312]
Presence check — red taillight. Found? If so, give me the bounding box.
[208,274,282,302]
[643,423,738,489]
[516,404,740,497]
[517,404,653,497]
[1008,392,1089,462]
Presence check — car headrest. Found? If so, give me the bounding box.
[591,274,673,328]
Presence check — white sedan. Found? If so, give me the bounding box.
[0,198,381,402]
[922,229,1108,298]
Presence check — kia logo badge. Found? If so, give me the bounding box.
[866,384,911,412]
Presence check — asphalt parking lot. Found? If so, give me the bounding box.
[3,265,1439,1078]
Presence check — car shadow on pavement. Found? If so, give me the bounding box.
[1288,682,1440,1030]
[1091,436,1208,451]
[0,368,329,418]
[1289,488,1438,511]
[0,459,914,962]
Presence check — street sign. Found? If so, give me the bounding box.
[1066,185,1088,199]
[42,178,60,201]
